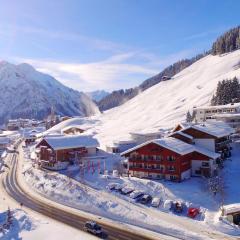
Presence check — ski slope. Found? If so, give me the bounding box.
[91,50,240,145]
[43,50,240,147]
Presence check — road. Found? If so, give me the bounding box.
[1,152,176,240]
[1,148,237,240]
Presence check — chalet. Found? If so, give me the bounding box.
[36,135,99,170]
[61,125,85,135]
[172,122,192,132]
[180,122,234,157]
[121,137,220,181]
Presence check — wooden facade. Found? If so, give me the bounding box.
[123,142,216,181]
[36,139,88,167]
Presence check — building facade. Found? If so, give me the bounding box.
[36,135,99,170]
[121,137,220,181]
[194,103,240,122]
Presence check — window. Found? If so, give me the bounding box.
[195,170,201,175]
[156,155,162,161]
[167,156,176,162]
[168,166,176,172]
[170,175,177,181]
[202,162,209,167]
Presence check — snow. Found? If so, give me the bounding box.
[21,140,240,238]
[121,137,195,155]
[121,136,220,159]
[187,122,234,138]
[223,204,240,215]
[169,131,194,140]
[196,102,240,110]
[38,50,240,149]
[0,61,100,123]
[0,209,97,240]
[194,146,220,159]
[40,135,99,150]
[86,90,109,102]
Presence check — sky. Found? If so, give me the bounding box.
[0,0,239,92]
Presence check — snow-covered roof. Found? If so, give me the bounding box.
[121,137,195,156]
[213,113,240,118]
[130,129,164,137]
[184,122,234,138]
[223,203,240,215]
[195,102,240,110]
[61,125,85,133]
[41,135,99,150]
[168,131,194,140]
[121,136,220,159]
[194,146,220,159]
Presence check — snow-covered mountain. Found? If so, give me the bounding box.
[85,50,240,146]
[86,90,109,102]
[0,61,100,123]
[42,50,240,147]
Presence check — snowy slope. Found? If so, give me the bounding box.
[0,61,100,123]
[42,50,240,146]
[90,50,240,145]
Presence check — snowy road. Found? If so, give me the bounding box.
[2,147,238,240]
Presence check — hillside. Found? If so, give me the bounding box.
[0,61,99,123]
[45,50,240,147]
[97,54,206,111]
[88,49,240,146]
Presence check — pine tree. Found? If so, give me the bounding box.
[186,111,192,122]
[211,77,240,106]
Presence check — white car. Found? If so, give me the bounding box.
[121,186,134,195]
[129,190,144,199]
[151,197,161,207]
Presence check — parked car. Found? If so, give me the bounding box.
[114,183,125,191]
[84,221,103,236]
[139,194,152,204]
[163,199,173,211]
[187,208,200,218]
[121,187,134,195]
[129,190,144,199]
[151,197,161,208]
[107,183,117,190]
[172,201,185,213]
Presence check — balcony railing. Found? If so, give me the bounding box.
[129,166,164,174]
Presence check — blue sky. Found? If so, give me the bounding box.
[0,0,239,91]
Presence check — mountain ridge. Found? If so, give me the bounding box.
[0,61,99,124]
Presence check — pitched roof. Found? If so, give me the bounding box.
[41,135,99,150]
[194,146,220,159]
[188,122,234,138]
[121,137,220,159]
[168,131,194,140]
[121,137,195,156]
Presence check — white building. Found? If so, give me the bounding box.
[130,130,163,144]
[194,103,240,122]
[212,113,240,131]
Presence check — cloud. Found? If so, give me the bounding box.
[13,53,160,91]
[0,24,129,53]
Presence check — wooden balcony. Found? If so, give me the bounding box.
[129,166,164,174]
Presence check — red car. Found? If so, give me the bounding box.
[188,208,200,218]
